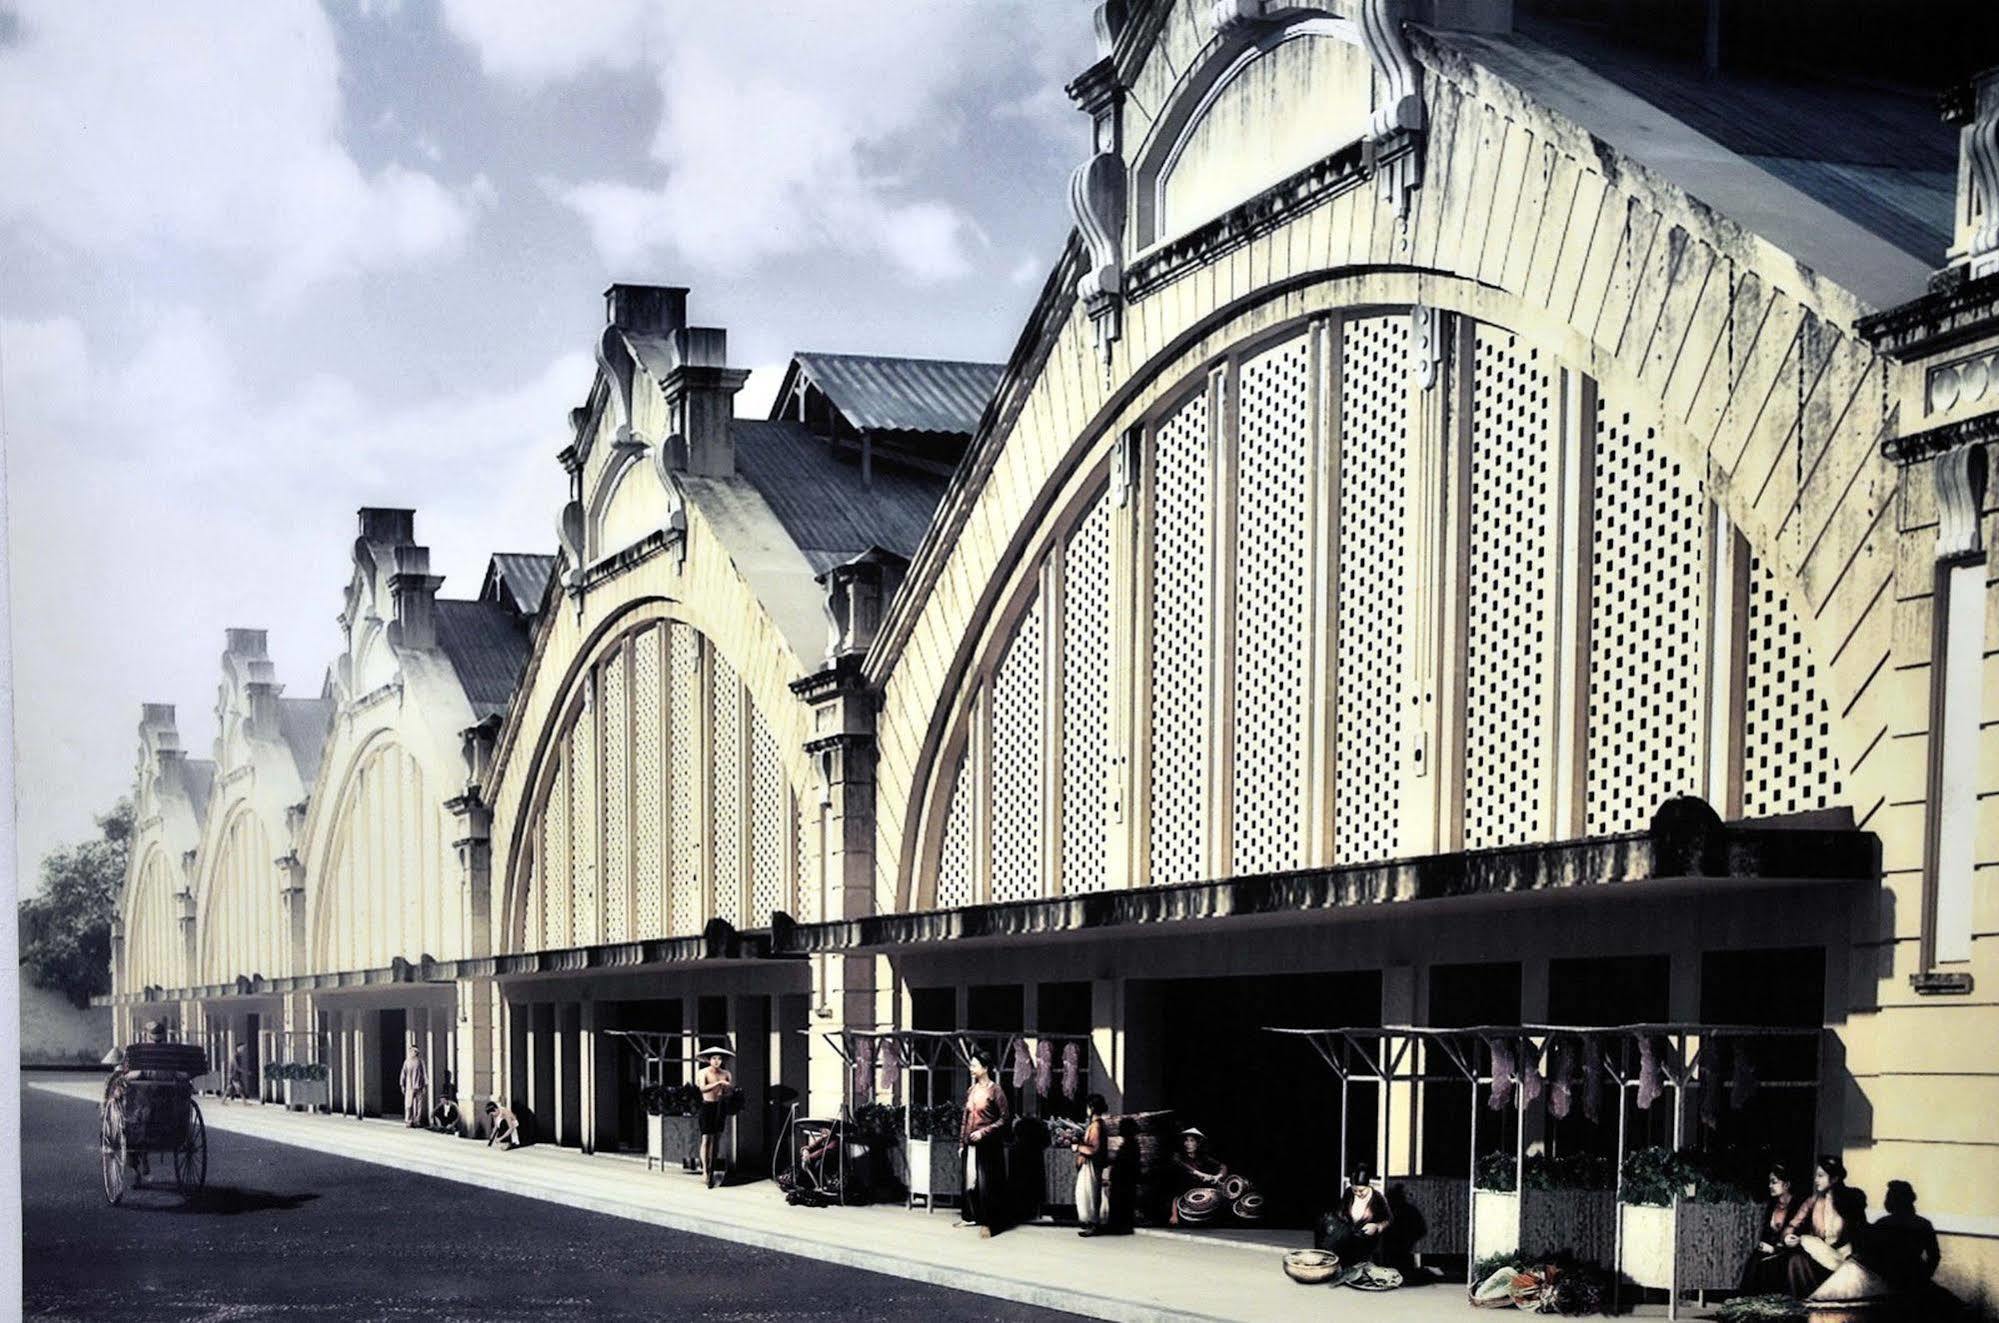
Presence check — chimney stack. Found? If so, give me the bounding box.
[389,543,445,651]
[661,325,749,478]
[357,507,416,547]
[605,283,689,338]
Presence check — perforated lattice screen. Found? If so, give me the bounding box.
[712,656,743,926]
[1585,398,1708,835]
[991,592,1047,903]
[1465,326,1556,849]
[749,711,786,926]
[1233,333,1312,873]
[632,627,664,937]
[1061,489,1114,894]
[1334,315,1410,864]
[1741,548,1844,817]
[794,795,817,923]
[541,759,569,948]
[568,684,598,945]
[668,626,701,935]
[936,747,975,907]
[1149,387,1212,884]
[602,650,630,943]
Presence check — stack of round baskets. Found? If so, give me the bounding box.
[1284,1249,1342,1285]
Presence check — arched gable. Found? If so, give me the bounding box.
[195,802,281,983]
[307,733,451,971]
[497,602,815,953]
[122,843,181,996]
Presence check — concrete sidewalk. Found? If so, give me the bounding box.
[38,1079,1682,1321]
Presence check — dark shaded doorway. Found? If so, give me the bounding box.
[1422,962,1522,1176]
[1701,946,1825,1178]
[377,1009,407,1117]
[1149,970,1381,1223]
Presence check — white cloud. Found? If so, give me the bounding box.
[0,0,481,295]
[450,2,1087,281]
[438,0,653,85]
[2,308,586,885]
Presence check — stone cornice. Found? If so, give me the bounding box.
[1879,411,1999,467]
[1856,269,1999,361]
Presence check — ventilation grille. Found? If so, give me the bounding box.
[602,651,630,943]
[633,627,664,937]
[1149,387,1213,884]
[936,747,975,908]
[712,656,743,926]
[1464,326,1556,849]
[668,626,701,935]
[568,683,597,946]
[541,758,569,949]
[991,592,1047,903]
[1061,489,1114,894]
[1233,332,1312,874]
[749,712,786,926]
[1333,315,1410,864]
[1585,398,1708,836]
[1741,549,1844,817]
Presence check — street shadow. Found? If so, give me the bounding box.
[146,1185,322,1216]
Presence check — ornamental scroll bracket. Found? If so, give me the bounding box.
[1113,424,1142,507]
[1945,68,1999,279]
[1933,442,1990,564]
[1069,152,1128,372]
[595,324,640,450]
[1360,0,1425,222]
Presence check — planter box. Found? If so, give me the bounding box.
[1389,1174,1469,1257]
[651,1115,698,1173]
[283,1078,330,1109]
[1043,1147,1080,1215]
[1618,1200,1760,1291]
[1473,1187,1618,1267]
[907,1137,962,1205]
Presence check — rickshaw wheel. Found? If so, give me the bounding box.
[174,1101,207,1193]
[100,1119,125,1206]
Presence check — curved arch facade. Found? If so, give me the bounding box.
[123,845,181,996]
[197,805,281,983]
[907,302,1848,909]
[500,612,811,953]
[309,737,453,970]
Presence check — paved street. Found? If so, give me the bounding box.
[22,1074,1080,1322]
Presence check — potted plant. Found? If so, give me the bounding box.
[1617,1147,1761,1292]
[906,1101,962,1206]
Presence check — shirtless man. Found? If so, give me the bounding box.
[484,1099,521,1150]
[696,1049,735,1189]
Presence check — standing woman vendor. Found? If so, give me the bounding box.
[957,1053,1011,1236]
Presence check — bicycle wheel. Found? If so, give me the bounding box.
[174,1101,207,1192]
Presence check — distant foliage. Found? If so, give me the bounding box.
[19,800,132,1008]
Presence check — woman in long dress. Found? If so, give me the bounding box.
[1744,1163,1812,1293]
[957,1054,1011,1236]
[1786,1156,1864,1297]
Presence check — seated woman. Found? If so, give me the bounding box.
[1744,1162,1813,1293]
[1170,1128,1264,1226]
[1316,1162,1393,1266]
[1786,1156,1865,1297]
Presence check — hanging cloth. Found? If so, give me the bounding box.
[1636,1036,1664,1111]
[1034,1039,1054,1098]
[1487,1038,1516,1112]
[1061,1042,1081,1100]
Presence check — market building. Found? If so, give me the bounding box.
[103,0,1999,1310]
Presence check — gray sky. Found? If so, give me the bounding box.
[1,0,1094,890]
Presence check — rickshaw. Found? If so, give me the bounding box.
[100,1040,209,1204]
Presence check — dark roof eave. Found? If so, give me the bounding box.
[777,806,1879,957]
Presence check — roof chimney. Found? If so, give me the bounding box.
[388,544,445,651]
[660,326,749,478]
[605,283,689,337]
[358,507,416,546]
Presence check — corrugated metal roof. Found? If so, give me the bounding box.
[278,697,333,788]
[729,419,950,573]
[434,599,533,720]
[1518,13,1956,262]
[792,353,1003,436]
[486,553,557,616]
